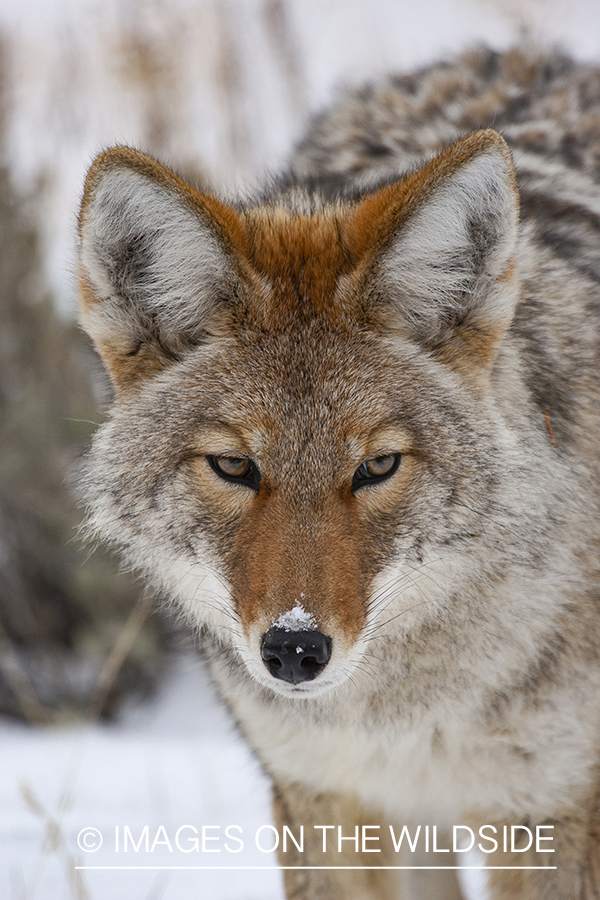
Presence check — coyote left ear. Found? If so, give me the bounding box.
[78,147,245,393]
[353,130,519,376]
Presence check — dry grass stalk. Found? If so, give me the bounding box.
[87,589,154,721]
[0,621,51,726]
[20,781,89,900]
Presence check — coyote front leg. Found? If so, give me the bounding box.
[272,781,403,900]
[273,781,463,900]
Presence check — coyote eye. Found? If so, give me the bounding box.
[207,455,261,490]
[352,453,401,491]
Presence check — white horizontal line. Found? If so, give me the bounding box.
[75,866,557,871]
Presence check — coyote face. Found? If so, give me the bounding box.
[78,132,522,697]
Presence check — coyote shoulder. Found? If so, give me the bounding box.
[78,48,600,899]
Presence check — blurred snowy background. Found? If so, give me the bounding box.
[1,0,599,898]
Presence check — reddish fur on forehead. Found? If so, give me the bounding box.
[231,130,514,329]
[238,208,358,328]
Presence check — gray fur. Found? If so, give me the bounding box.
[78,47,600,899]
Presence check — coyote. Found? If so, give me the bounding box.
[77,48,600,899]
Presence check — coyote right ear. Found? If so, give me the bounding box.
[348,130,519,378]
[78,147,245,392]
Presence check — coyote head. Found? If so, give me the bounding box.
[78,131,520,696]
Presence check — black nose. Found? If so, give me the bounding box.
[261,629,332,684]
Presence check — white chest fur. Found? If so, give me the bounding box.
[227,676,598,829]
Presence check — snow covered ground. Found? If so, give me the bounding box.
[0,653,285,900]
